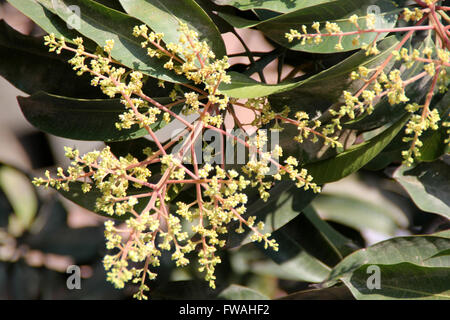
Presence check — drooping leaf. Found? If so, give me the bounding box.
[119,0,226,57]
[26,225,104,263]
[0,166,38,234]
[393,160,450,219]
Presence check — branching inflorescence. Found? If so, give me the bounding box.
[33,0,449,300]
[286,0,449,164]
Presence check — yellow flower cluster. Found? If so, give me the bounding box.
[38,22,330,300]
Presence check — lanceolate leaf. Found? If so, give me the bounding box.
[39,0,186,82]
[226,181,317,248]
[220,36,399,101]
[303,113,410,184]
[119,0,226,57]
[393,160,450,219]
[312,193,402,235]
[17,92,180,142]
[269,36,399,110]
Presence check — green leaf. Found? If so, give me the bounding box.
[41,0,185,82]
[393,160,450,219]
[304,113,410,184]
[426,248,450,260]
[17,92,179,142]
[219,71,300,98]
[0,20,102,97]
[220,36,399,101]
[343,263,450,300]
[218,284,269,300]
[257,0,399,53]
[119,0,226,58]
[212,0,338,13]
[326,235,450,285]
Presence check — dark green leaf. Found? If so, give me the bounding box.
[17,92,180,142]
[393,160,450,219]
